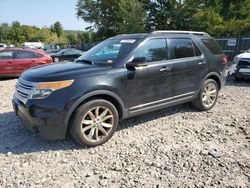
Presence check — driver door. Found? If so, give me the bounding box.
[125,38,174,111]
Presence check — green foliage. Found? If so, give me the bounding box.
[76,0,250,37]
[192,7,224,36]
[116,0,146,34]
[0,21,95,46]
[0,22,61,46]
[1,0,249,46]
[65,30,95,45]
[50,21,64,37]
[76,0,146,39]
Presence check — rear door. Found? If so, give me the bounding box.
[13,50,39,75]
[0,51,15,76]
[168,38,208,96]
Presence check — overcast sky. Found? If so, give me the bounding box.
[0,0,90,30]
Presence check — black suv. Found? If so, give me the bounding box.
[13,31,227,146]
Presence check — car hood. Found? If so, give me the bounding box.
[236,52,250,59]
[21,62,110,82]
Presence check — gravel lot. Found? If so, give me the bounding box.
[0,77,249,187]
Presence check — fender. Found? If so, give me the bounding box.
[199,72,223,92]
[64,90,127,126]
[204,72,223,88]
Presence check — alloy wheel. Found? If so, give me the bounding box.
[202,83,217,108]
[81,106,114,143]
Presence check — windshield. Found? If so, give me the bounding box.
[76,39,136,65]
[58,49,67,54]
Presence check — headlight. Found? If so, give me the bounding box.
[29,80,74,99]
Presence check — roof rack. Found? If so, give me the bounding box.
[152,30,209,36]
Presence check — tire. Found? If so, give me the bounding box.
[53,57,59,63]
[192,79,219,111]
[70,99,119,147]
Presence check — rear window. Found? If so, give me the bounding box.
[202,39,223,55]
[36,53,44,58]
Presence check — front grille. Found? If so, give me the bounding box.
[238,59,250,68]
[15,79,35,104]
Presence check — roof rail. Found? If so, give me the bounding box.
[152,30,209,36]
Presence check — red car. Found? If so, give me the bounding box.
[0,48,52,77]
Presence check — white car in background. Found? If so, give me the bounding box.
[233,49,250,64]
[22,42,44,49]
[231,49,250,80]
[0,43,7,50]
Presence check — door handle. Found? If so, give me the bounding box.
[160,66,171,72]
[7,61,12,64]
[198,61,206,66]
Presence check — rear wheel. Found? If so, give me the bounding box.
[70,99,119,147]
[192,79,219,111]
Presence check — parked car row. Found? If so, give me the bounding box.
[50,48,84,62]
[43,44,61,54]
[0,48,52,77]
[0,43,15,50]
[0,47,84,77]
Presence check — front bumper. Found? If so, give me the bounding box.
[12,96,67,140]
[233,68,250,79]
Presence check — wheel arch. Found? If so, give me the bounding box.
[203,72,222,90]
[64,90,126,129]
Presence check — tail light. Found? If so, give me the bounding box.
[222,55,228,65]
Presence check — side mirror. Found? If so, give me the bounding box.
[126,57,148,69]
[75,60,81,64]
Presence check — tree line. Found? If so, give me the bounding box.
[76,0,250,39]
[0,21,94,47]
[1,0,249,46]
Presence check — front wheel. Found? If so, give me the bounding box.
[53,57,59,62]
[70,99,119,147]
[192,79,219,111]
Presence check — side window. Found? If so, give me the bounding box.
[15,51,37,59]
[63,49,74,55]
[132,39,167,63]
[63,50,71,55]
[193,42,202,56]
[72,49,82,54]
[169,38,195,59]
[36,53,44,58]
[0,51,13,59]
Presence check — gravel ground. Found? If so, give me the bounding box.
[0,77,249,188]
